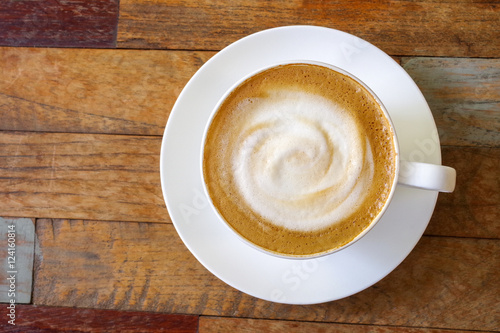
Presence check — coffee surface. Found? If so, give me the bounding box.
[203,63,397,256]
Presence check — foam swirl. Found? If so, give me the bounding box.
[232,89,374,232]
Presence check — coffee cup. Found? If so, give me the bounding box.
[201,60,456,259]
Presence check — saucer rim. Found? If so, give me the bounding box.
[160,25,440,304]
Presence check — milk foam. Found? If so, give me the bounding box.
[232,89,374,232]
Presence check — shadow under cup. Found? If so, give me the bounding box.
[201,61,400,259]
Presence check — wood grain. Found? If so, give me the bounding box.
[1,49,498,146]
[0,132,168,222]
[0,47,215,135]
[0,132,497,238]
[402,57,500,148]
[33,219,230,312]
[428,146,500,239]
[0,0,119,48]
[199,317,481,333]
[32,219,500,331]
[0,1,497,332]
[0,304,198,332]
[117,0,500,58]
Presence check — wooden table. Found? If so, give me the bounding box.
[0,1,499,332]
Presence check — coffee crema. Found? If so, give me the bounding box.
[203,63,397,257]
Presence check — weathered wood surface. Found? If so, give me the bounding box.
[117,0,500,58]
[0,0,119,48]
[0,1,498,331]
[430,146,500,239]
[0,305,483,333]
[402,57,500,148]
[199,317,482,333]
[0,132,166,223]
[0,304,198,332]
[0,47,215,135]
[0,217,34,304]
[1,0,498,58]
[0,132,497,238]
[1,48,497,145]
[32,219,500,331]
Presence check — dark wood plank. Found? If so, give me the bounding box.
[0,304,198,332]
[0,0,119,48]
[117,0,500,58]
[32,219,500,331]
[402,57,500,148]
[428,147,500,239]
[0,132,497,238]
[199,317,480,333]
[0,47,215,135]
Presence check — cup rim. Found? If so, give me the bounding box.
[200,60,400,260]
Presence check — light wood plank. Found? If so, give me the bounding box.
[1,49,498,148]
[0,0,119,48]
[402,57,500,147]
[0,47,214,135]
[33,219,500,331]
[0,132,497,238]
[0,217,34,304]
[199,316,480,333]
[0,304,198,332]
[117,0,500,58]
[0,132,168,222]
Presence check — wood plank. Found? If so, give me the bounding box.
[428,146,500,239]
[117,0,500,58]
[199,317,480,333]
[0,217,34,304]
[32,219,229,312]
[0,0,119,48]
[0,132,168,223]
[402,57,500,148]
[1,49,497,146]
[0,304,198,332]
[32,219,500,331]
[0,47,215,135]
[0,131,498,238]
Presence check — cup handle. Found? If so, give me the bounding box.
[398,161,456,193]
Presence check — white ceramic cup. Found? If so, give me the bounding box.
[201,60,456,259]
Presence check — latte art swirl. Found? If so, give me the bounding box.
[233,90,374,232]
[203,63,397,256]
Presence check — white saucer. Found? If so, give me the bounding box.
[160,26,440,304]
